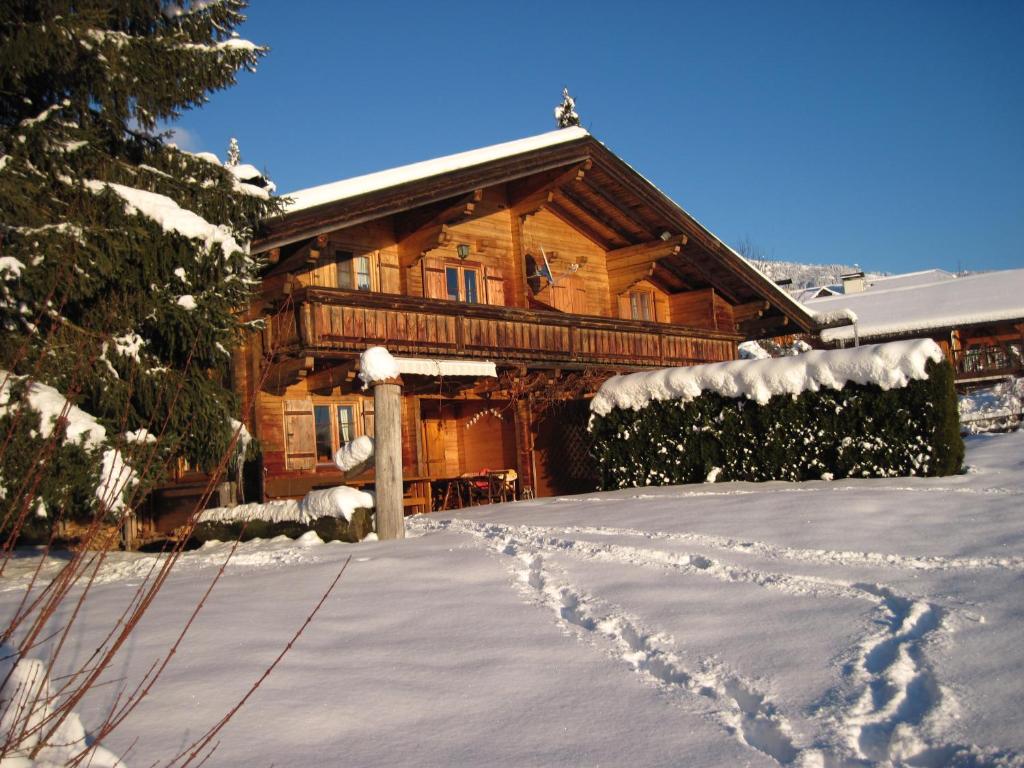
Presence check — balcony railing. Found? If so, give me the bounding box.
[264,287,739,369]
[951,343,1024,382]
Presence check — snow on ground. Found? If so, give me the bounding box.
[3,432,1024,766]
[960,377,1023,433]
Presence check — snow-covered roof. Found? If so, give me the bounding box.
[285,127,590,213]
[807,269,1024,343]
[393,357,497,378]
[862,269,955,292]
[590,339,943,415]
[358,347,497,386]
[792,286,839,303]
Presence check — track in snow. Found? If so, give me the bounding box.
[413,517,1023,767]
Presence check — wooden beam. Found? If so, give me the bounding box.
[580,176,657,239]
[305,360,356,394]
[733,300,770,324]
[509,161,591,219]
[262,355,314,394]
[649,261,694,293]
[606,233,688,264]
[373,380,404,539]
[608,262,657,297]
[679,250,743,305]
[266,236,323,277]
[557,187,642,245]
[395,189,483,243]
[397,223,453,263]
[739,314,789,338]
[544,198,617,248]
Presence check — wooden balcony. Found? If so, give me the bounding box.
[951,343,1024,383]
[264,287,739,370]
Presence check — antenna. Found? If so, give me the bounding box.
[540,247,557,286]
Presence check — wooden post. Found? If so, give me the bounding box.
[373,377,405,539]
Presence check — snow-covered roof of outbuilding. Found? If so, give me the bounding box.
[285,127,590,213]
[862,269,955,293]
[792,285,839,303]
[807,268,1024,343]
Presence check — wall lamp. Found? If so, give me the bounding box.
[456,243,471,260]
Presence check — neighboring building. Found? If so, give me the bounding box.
[792,285,839,303]
[805,268,1024,387]
[209,126,818,512]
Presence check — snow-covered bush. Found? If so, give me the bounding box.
[0,644,124,766]
[589,342,963,488]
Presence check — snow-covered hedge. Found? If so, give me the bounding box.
[191,486,375,543]
[589,340,963,488]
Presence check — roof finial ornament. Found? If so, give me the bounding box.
[226,136,241,167]
[554,87,580,129]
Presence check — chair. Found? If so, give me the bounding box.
[486,469,518,503]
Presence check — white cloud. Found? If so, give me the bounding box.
[164,125,200,151]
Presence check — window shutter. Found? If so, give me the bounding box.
[548,280,571,312]
[617,293,631,320]
[484,266,505,306]
[567,273,586,315]
[283,399,316,471]
[422,256,446,299]
[378,250,401,294]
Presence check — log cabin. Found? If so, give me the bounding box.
[804,268,1024,389]
[156,126,823,523]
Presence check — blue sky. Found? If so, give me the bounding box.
[177,1,1023,274]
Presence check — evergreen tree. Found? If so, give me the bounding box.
[227,136,241,166]
[0,0,280,533]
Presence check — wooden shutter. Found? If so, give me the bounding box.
[567,274,586,315]
[378,250,401,294]
[484,266,505,306]
[617,293,631,320]
[422,256,446,299]
[283,399,316,471]
[548,281,569,312]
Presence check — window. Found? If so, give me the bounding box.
[337,405,356,444]
[336,250,372,291]
[629,291,653,321]
[314,405,334,463]
[444,263,480,303]
[310,400,365,465]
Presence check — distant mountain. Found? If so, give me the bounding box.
[746,259,885,290]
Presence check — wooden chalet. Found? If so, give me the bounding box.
[805,268,1024,389]
[222,126,818,512]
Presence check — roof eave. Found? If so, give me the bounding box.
[253,136,597,253]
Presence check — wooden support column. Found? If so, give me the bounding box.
[513,397,537,497]
[374,376,405,540]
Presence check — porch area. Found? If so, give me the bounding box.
[951,342,1024,384]
[263,286,739,370]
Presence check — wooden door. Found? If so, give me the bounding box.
[422,419,447,477]
[533,400,599,497]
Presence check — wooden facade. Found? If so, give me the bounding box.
[223,129,818,511]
